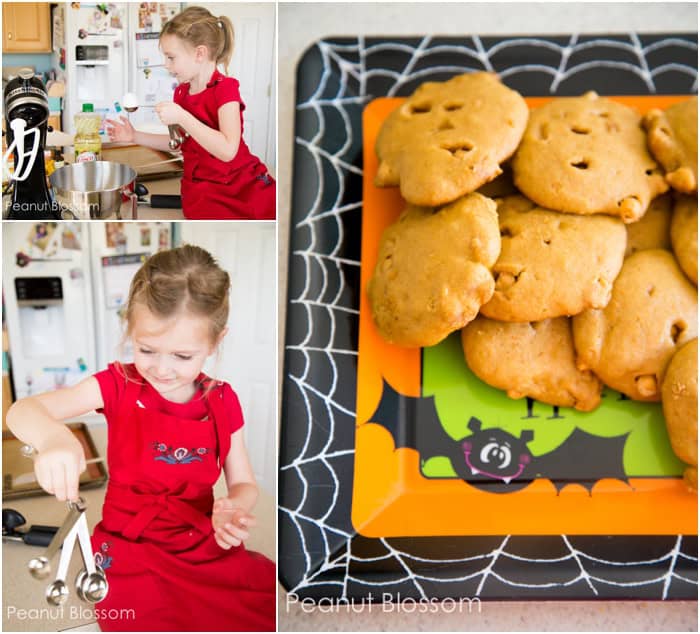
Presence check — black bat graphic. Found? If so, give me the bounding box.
[368,379,630,494]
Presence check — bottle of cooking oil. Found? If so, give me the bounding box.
[74,103,102,162]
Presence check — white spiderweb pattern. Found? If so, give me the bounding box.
[280,34,699,601]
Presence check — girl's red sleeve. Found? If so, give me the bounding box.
[222,383,245,435]
[94,362,128,421]
[214,77,245,112]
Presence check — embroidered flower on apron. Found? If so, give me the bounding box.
[152,442,210,464]
[94,542,113,570]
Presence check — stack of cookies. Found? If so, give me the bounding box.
[368,73,698,488]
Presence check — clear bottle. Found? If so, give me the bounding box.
[74,103,102,162]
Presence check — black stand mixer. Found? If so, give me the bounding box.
[3,69,61,220]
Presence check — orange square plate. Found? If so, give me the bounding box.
[354,95,697,538]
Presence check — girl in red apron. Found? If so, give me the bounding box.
[6,246,275,631]
[106,7,275,220]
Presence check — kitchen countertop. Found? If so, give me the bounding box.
[132,176,184,221]
[277,2,698,631]
[2,422,276,632]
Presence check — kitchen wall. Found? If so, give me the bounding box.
[2,54,53,75]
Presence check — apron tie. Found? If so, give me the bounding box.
[109,481,213,541]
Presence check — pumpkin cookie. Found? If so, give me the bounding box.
[462,316,602,411]
[670,194,698,285]
[572,249,698,401]
[661,338,698,491]
[643,96,698,194]
[512,92,668,222]
[480,195,626,322]
[625,193,673,257]
[368,192,500,348]
[375,72,528,206]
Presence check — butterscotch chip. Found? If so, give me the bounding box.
[670,195,698,285]
[643,97,698,194]
[462,316,602,411]
[512,92,668,222]
[572,250,698,401]
[480,195,626,322]
[625,193,673,257]
[368,193,500,348]
[661,338,698,491]
[375,72,528,206]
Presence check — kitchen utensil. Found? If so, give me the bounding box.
[27,498,108,605]
[15,252,72,268]
[123,104,156,112]
[28,501,82,580]
[3,508,58,547]
[121,92,156,113]
[49,161,137,220]
[167,124,188,150]
[134,182,182,209]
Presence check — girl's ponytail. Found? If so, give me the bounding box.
[217,16,235,75]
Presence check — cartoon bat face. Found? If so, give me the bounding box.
[460,420,533,484]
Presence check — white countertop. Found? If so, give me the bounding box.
[277,3,698,631]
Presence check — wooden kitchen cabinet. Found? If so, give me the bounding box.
[3,3,52,53]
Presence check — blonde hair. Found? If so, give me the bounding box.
[125,244,230,346]
[160,6,235,74]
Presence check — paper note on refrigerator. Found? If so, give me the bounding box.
[135,32,162,68]
[101,253,149,309]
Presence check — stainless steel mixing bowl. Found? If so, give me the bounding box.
[49,161,137,219]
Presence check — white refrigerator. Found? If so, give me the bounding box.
[59,2,182,138]
[3,222,173,400]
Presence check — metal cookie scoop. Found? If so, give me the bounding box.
[27,498,108,606]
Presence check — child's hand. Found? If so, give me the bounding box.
[211,497,257,550]
[33,430,86,502]
[155,101,185,126]
[104,116,136,143]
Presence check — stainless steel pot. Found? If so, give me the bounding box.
[49,161,137,220]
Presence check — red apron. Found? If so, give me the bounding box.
[180,141,276,221]
[91,378,275,632]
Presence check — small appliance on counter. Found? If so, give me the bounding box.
[2,69,61,220]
